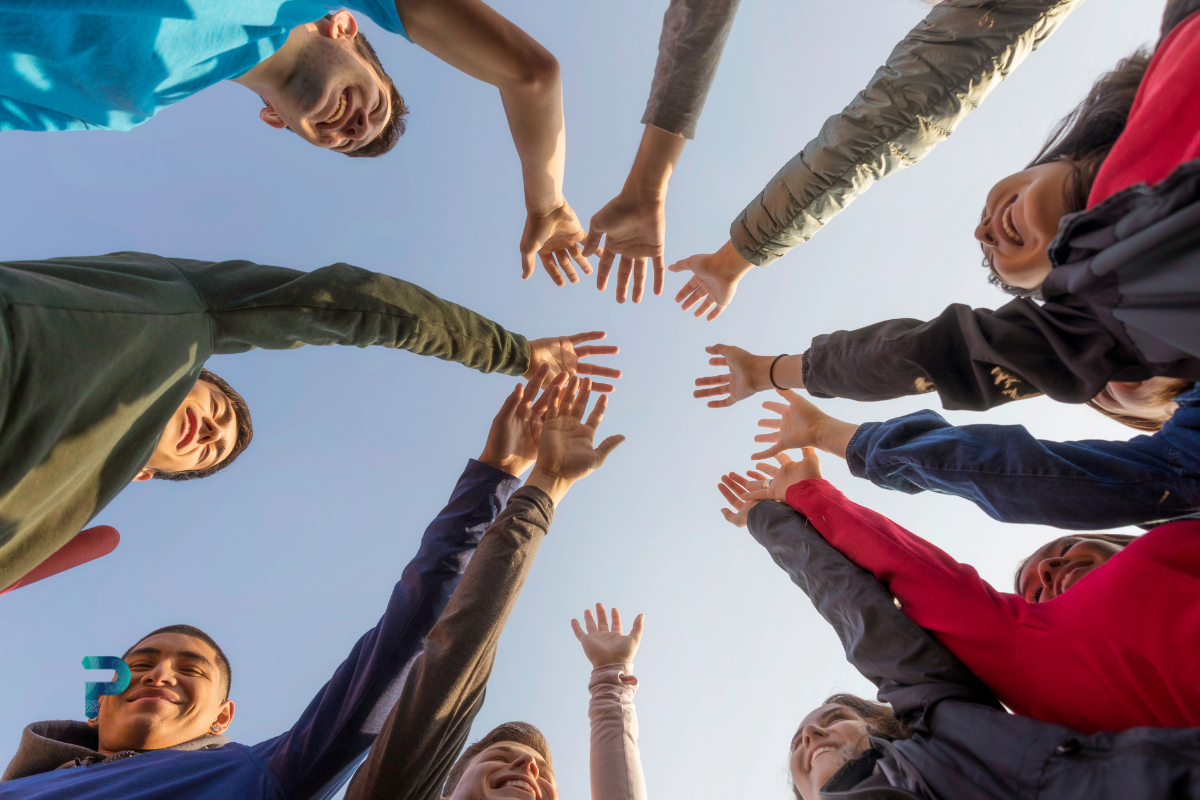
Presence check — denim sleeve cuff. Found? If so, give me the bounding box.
[464,458,523,502]
[845,422,880,478]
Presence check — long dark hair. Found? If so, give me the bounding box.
[987,51,1151,297]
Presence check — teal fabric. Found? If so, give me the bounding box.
[0,0,408,132]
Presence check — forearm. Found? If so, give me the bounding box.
[803,299,1142,410]
[745,501,1000,715]
[642,0,742,139]
[848,412,1200,529]
[622,125,687,202]
[260,461,520,791]
[174,257,530,375]
[589,664,647,800]
[499,67,568,213]
[344,487,555,800]
[730,0,1084,265]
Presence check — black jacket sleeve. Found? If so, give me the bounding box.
[745,500,1001,724]
[802,295,1148,410]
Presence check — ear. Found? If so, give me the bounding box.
[258,104,287,130]
[131,469,153,482]
[322,9,359,40]
[213,700,236,733]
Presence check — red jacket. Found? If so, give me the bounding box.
[786,479,1200,733]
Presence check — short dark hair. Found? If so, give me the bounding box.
[1012,533,1138,593]
[1085,379,1194,432]
[790,694,911,800]
[984,50,1151,297]
[152,368,254,482]
[123,624,232,703]
[443,722,553,797]
[335,20,408,158]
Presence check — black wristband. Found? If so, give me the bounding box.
[769,354,788,391]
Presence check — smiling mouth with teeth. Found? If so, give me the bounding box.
[324,92,347,125]
[501,779,537,796]
[1002,203,1025,246]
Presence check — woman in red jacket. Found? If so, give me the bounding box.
[721,448,1200,734]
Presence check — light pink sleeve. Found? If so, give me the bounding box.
[588,663,648,800]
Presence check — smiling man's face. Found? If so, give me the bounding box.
[447,742,558,800]
[134,379,238,481]
[258,11,392,153]
[91,633,234,754]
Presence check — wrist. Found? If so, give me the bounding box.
[623,125,686,200]
[771,354,805,390]
[817,419,860,460]
[525,193,566,217]
[715,240,755,282]
[525,467,573,504]
[478,453,535,478]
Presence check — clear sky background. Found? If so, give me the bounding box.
[0,1,1166,797]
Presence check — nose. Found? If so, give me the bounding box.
[801,723,826,750]
[512,753,539,779]
[974,217,996,246]
[144,661,178,685]
[343,107,370,141]
[196,413,218,444]
[1037,556,1066,600]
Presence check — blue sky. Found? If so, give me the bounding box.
[0,1,1165,797]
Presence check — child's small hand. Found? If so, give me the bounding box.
[571,603,644,668]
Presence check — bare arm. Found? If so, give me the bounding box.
[397,0,589,284]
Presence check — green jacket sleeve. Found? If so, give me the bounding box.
[730,0,1084,266]
[170,258,530,376]
[343,487,555,800]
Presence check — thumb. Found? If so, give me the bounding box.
[667,257,694,273]
[629,613,645,645]
[595,434,626,459]
[521,248,536,280]
[582,225,604,257]
[750,443,785,461]
[778,388,803,403]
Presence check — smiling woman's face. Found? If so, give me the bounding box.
[1017,536,1128,603]
[136,379,237,480]
[93,633,233,754]
[449,742,558,800]
[976,161,1076,290]
[789,704,872,800]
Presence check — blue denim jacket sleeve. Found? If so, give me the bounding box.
[846,388,1200,530]
[248,459,521,799]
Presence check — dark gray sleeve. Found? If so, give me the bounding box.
[745,500,1000,724]
[640,0,742,139]
[342,487,555,800]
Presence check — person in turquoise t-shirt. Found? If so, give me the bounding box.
[0,0,592,280]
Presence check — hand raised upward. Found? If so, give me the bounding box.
[525,331,622,393]
[572,603,645,668]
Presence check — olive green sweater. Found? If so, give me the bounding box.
[0,252,529,589]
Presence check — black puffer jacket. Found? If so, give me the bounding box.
[801,0,1200,411]
[747,500,1200,800]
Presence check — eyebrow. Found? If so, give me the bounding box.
[125,647,215,667]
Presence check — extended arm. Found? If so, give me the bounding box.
[253,460,522,797]
[397,0,589,284]
[802,296,1146,409]
[745,500,1000,723]
[780,479,1023,697]
[588,665,647,800]
[344,487,556,800]
[174,257,530,375]
[731,0,1084,266]
[848,398,1200,529]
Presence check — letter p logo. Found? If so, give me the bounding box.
[82,656,131,719]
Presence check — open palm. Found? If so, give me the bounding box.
[526,331,622,393]
[571,603,645,668]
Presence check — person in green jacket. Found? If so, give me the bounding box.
[0,251,620,591]
[584,0,1083,317]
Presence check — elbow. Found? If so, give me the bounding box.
[504,48,560,96]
